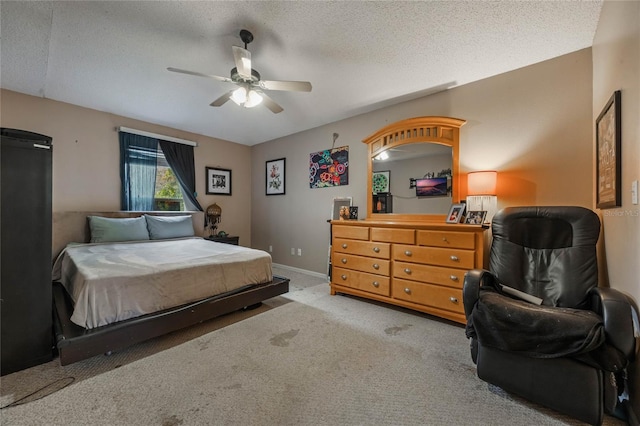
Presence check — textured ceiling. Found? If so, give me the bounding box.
[0,1,603,146]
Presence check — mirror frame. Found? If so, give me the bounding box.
[363,116,466,222]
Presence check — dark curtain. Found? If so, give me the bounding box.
[159,140,203,211]
[119,133,158,211]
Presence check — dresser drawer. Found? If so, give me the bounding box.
[392,279,464,314]
[393,245,475,269]
[417,230,475,249]
[332,252,390,276]
[332,267,390,296]
[333,238,390,259]
[371,227,415,244]
[332,225,369,240]
[393,261,466,288]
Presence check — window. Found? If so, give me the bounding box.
[119,131,202,212]
[154,150,185,211]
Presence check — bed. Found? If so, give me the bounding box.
[51,211,289,365]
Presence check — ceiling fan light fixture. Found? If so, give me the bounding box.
[231,87,247,105]
[245,90,263,108]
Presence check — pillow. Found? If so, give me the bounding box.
[88,216,150,243]
[144,215,195,240]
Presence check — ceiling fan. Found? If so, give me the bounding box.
[168,29,312,114]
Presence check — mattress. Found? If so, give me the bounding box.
[52,237,273,329]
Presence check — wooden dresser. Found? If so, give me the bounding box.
[330,220,488,324]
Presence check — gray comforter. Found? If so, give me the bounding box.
[52,237,272,329]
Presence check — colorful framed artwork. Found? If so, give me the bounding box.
[205,167,232,195]
[596,90,621,209]
[446,203,466,224]
[372,170,390,194]
[266,158,286,196]
[309,146,349,189]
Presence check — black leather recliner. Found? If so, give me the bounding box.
[463,206,639,425]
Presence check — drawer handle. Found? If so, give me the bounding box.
[373,263,380,270]
[450,255,459,262]
[404,288,411,294]
[373,247,380,253]
[341,258,347,264]
[442,237,448,242]
[342,243,348,249]
[450,275,459,281]
[341,274,347,280]
[405,250,412,257]
[404,268,412,275]
[372,281,380,288]
[449,296,458,303]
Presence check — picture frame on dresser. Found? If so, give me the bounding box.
[331,197,352,220]
[464,210,487,225]
[446,203,466,223]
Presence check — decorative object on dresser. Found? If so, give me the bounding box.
[206,167,232,195]
[595,90,622,209]
[266,158,286,195]
[1,128,54,375]
[349,206,359,220]
[331,197,352,220]
[205,203,222,236]
[446,203,466,224]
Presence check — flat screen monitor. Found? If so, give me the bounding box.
[415,177,448,197]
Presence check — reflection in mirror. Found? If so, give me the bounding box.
[372,143,452,214]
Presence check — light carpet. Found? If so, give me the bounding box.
[0,267,625,425]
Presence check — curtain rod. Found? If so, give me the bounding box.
[117,126,198,147]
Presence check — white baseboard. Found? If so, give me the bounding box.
[272,263,328,280]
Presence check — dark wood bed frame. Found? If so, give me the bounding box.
[51,211,289,365]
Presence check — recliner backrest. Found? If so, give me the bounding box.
[489,206,600,308]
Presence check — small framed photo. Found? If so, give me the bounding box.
[331,197,352,220]
[446,203,466,224]
[266,158,286,196]
[349,206,359,220]
[464,210,487,225]
[206,167,232,195]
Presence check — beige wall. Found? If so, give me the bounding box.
[0,89,254,245]
[592,0,640,414]
[251,48,594,275]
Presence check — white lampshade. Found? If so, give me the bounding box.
[230,87,262,108]
[244,89,263,107]
[230,87,247,105]
[467,171,497,196]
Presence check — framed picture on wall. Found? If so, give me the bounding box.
[596,90,621,209]
[205,167,232,195]
[372,170,390,194]
[266,158,286,196]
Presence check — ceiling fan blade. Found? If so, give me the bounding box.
[232,46,252,80]
[210,91,234,107]
[167,67,232,83]
[259,80,312,92]
[260,92,284,114]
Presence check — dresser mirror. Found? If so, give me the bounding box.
[363,116,465,221]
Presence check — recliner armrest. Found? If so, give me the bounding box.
[590,287,639,360]
[463,269,496,319]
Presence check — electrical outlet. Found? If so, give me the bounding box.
[632,180,638,205]
[291,248,295,255]
[269,245,273,253]
[297,248,302,256]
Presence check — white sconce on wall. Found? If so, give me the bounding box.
[466,171,498,224]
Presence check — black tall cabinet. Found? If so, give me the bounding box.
[1,128,53,375]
